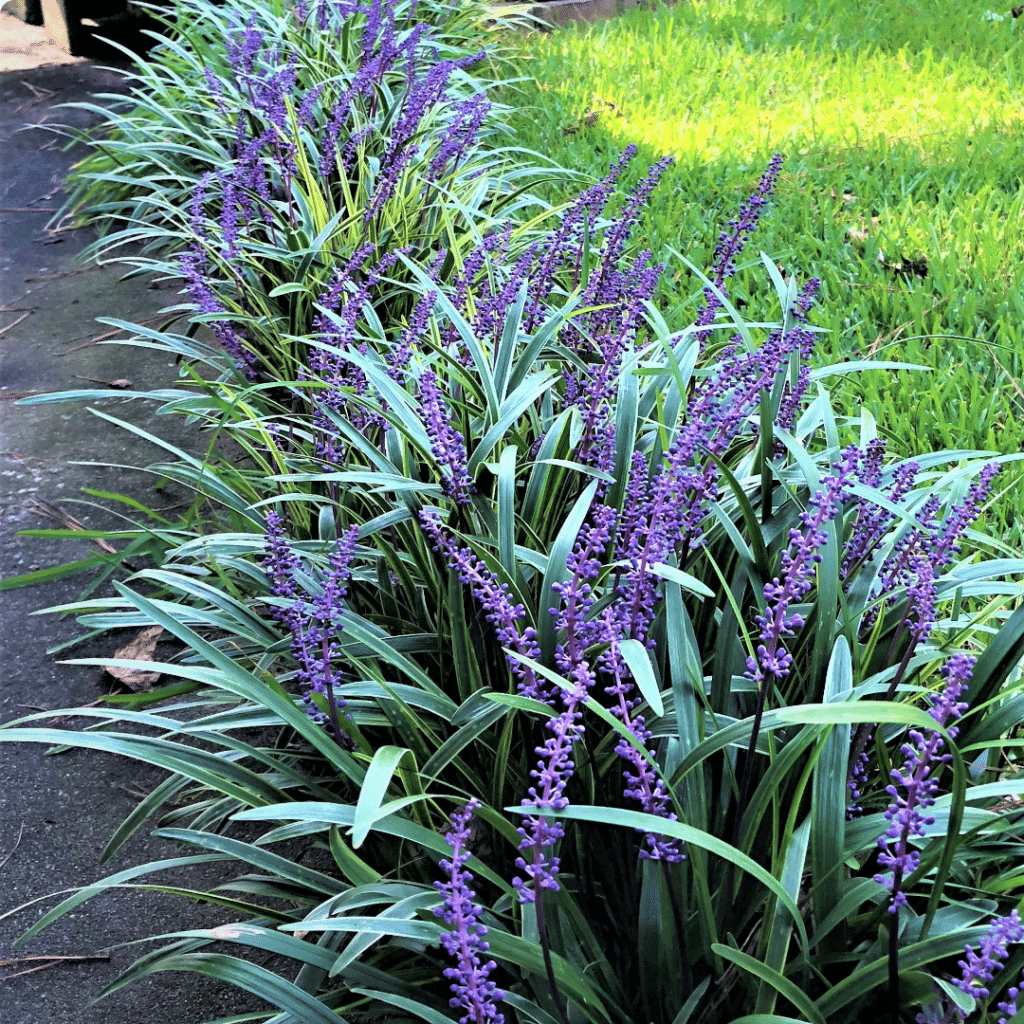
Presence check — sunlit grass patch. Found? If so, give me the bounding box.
[531,10,1023,164]
[503,0,1024,539]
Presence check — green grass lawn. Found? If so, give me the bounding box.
[501,0,1024,539]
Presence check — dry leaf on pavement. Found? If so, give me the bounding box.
[104,626,164,691]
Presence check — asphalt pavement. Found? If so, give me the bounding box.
[0,10,265,1023]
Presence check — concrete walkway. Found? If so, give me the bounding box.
[0,13,263,1024]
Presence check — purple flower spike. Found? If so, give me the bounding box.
[419,511,543,700]
[695,152,784,333]
[513,657,594,902]
[745,449,857,689]
[999,976,1023,1024]
[596,633,684,862]
[954,911,1024,1001]
[419,369,474,505]
[260,512,359,748]
[875,653,974,911]
[434,800,505,1024]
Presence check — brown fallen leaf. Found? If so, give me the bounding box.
[105,626,164,691]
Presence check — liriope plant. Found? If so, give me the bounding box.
[5,137,1024,1024]
[53,0,557,387]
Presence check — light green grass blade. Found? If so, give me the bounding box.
[352,746,415,848]
[810,635,853,951]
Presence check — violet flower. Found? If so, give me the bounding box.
[840,449,919,582]
[225,12,264,79]
[260,511,360,748]
[875,653,974,911]
[418,510,543,700]
[745,449,858,689]
[594,625,684,862]
[545,506,682,867]
[871,462,1000,621]
[955,911,1024,1001]
[521,145,638,333]
[770,277,821,441]
[999,975,1023,1024]
[428,92,491,182]
[615,273,826,645]
[512,665,592,902]
[179,244,258,379]
[418,510,579,899]
[695,152,784,334]
[916,912,1024,1023]
[419,369,474,505]
[434,799,505,1024]
[514,508,625,899]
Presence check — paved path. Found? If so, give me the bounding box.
[0,20,264,1024]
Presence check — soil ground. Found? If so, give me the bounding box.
[0,9,266,1023]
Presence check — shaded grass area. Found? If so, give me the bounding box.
[502,0,1024,538]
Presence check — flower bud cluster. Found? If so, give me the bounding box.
[260,511,360,747]
[434,799,505,1024]
[917,911,1024,1023]
[875,653,974,911]
[745,448,858,689]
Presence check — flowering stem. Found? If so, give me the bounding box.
[733,681,771,852]
[535,889,571,1024]
[848,592,923,796]
[888,906,901,1024]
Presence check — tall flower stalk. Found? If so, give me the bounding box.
[435,800,506,1024]
[877,653,974,1021]
[733,449,857,847]
[261,510,360,748]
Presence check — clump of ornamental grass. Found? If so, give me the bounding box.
[54,0,550,384]
[4,2,1024,1023]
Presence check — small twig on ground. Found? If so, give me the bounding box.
[58,313,169,355]
[71,375,132,389]
[23,268,89,283]
[0,207,57,213]
[0,312,31,335]
[14,700,105,726]
[1,954,111,980]
[28,185,62,207]
[14,81,56,114]
[0,823,25,872]
[27,497,119,555]
[44,700,104,727]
